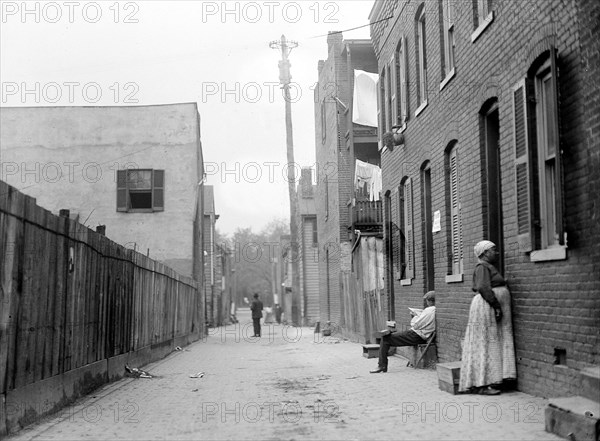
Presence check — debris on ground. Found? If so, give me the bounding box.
[125,364,153,378]
[189,372,205,378]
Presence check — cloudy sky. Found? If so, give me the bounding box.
[1,0,374,236]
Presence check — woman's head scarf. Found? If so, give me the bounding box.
[474,240,495,258]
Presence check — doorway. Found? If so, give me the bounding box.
[421,162,435,293]
[482,103,504,272]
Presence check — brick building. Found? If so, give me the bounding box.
[314,33,381,339]
[369,0,599,397]
[296,167,320,326]
[203,185,222,327]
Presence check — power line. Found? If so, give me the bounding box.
[309,15,393,39]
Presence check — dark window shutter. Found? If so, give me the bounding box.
[394,186,403,280]
[116,170,128,212]
[513,80,534,252]
[153,170,165,211]
[550,46,564,244]
[449,147,463,273]
[377,77,382,150]
[391,53,398,125]
[405,178,414,279]
[402,37,409,121]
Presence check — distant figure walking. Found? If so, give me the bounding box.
[274,303,282,324]
[250,293,264,337]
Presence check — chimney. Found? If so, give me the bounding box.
[300,168,313,198]
[327,31,343,53]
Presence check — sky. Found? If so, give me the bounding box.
[0,0,374,236]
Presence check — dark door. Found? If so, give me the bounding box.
[422,163,435,293]
[484,105,504,272]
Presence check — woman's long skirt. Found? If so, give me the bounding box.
[459,287,516,391]
[495,286,517,379]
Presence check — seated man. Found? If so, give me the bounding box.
[370,291,436,373]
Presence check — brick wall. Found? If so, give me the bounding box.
[314,33,344,327]
[371,0,600,398]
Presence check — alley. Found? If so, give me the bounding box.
[7,308,560,441]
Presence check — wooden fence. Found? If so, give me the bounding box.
[340,236,386,343]
[0,181,203,434]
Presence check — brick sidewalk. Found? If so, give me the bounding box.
[7,309,560,440]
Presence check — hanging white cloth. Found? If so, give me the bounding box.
[355,159,382,202]
[352,70,379,127]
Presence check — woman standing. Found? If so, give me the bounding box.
[459,240,517,395]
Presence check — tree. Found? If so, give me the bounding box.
[223,220,290,307]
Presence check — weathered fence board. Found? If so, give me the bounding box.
[0,181,201,399]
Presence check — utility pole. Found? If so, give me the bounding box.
[270,35,301,326]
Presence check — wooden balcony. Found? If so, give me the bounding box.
[352,199,383,230]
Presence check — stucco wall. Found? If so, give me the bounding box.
[0,103,202,277]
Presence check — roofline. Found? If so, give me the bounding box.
[0,102,199,111]
[368,0,385,22]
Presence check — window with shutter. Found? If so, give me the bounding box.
[116,170,127,212]
[529,47,566,261]
[404,177,414,279]
[394,186,404,280]
[400,37,409,122]
[378,70,387,149]
[385,64,391,131]
[377,77,382,150]
[115,168,165,213]
[512,80,534,252]
[390,54,398,126]
[416,6,428,109]
[153,170,164,211]
[441,0,456,82]
[512,46,566,261]
[449,145,463,275]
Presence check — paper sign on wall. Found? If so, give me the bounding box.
[432,210,441,233]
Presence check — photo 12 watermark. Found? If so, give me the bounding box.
[1,82,140,105]
[200,2,339,24]
[401,401,543,424]
[1,161,139,185]
[199,400,340,423]
[1,1,140,24]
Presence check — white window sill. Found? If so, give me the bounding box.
[415,101,428,117]
[445,274,463,283]
[400,278,412,286]
[530,246,567,262]
[440,68,456,91]
[471,11,495,43]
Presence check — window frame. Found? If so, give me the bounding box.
[440,0,456,89]
[116,168,165,213]
[471,0,495,43]
[446,144,464,282]
[399,177,414,284]
[395,36,409,129]
[512,47,566,262]
[416,6,428,115]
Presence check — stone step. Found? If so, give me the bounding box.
[362,344,380,359]
[581,366,600,403]
[436,361,462,395]
[545,396,600,441]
